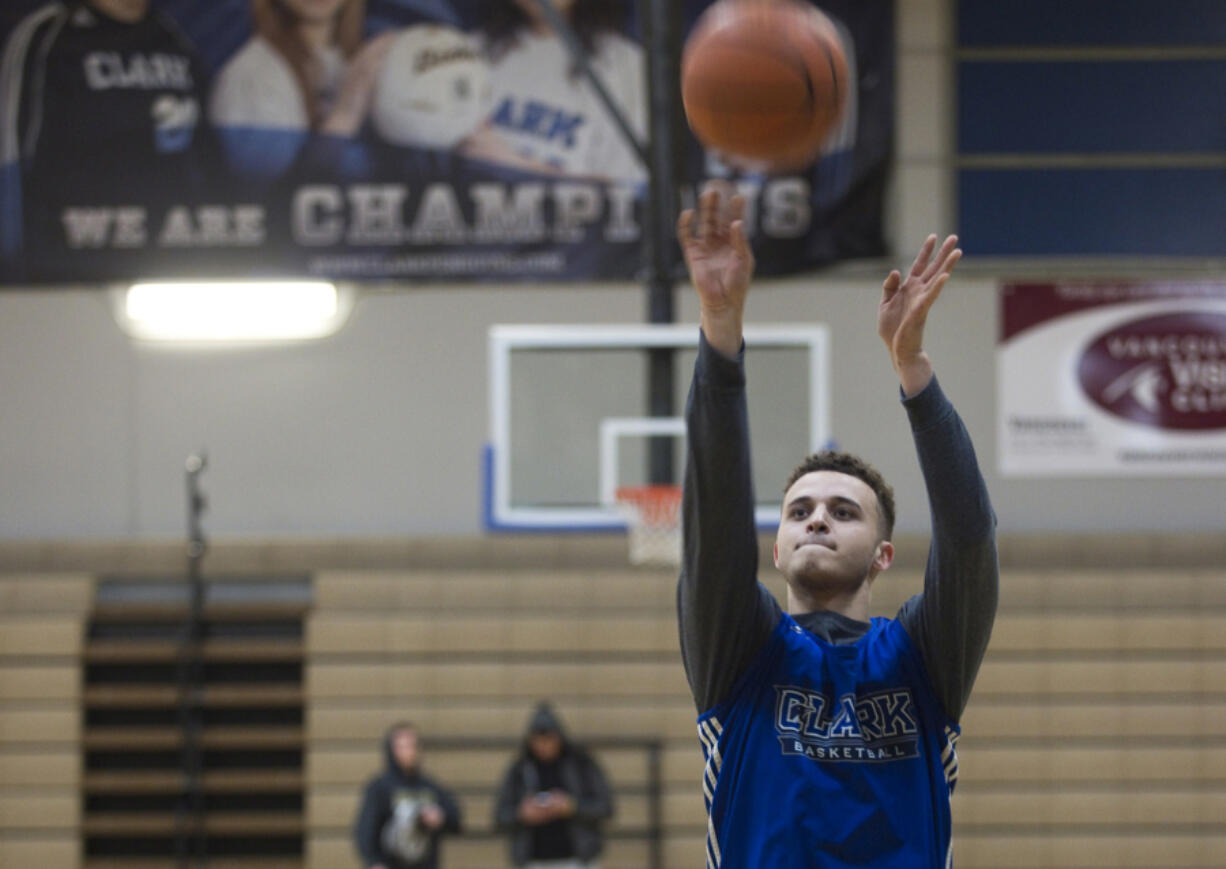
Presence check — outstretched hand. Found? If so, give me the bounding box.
[677,184,755,358]
[878,234,961,396]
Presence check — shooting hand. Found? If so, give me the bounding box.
[678,182,754,358]
[878,233,961,396]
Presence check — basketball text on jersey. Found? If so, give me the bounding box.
[775,684,920,762]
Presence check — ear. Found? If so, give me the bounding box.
[772,539,780,569]
[872,540,894,575]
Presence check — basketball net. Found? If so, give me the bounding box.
[615,485,683,568]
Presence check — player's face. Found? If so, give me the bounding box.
[774,471,891,600]
[391,729,420,771]
[280,0,348,24]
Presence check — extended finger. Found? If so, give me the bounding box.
[730,219,753,263]
[921,235,959,282]
[917,272,951,314]
[930,248,962,287]
[909,234,937,278]
[702,177,735,203]
[677,207,695,247]
[728,193,747,224]
[881,269,902,301]
[697,188,720,239]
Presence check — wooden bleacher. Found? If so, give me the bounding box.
[1,540,1224,868]
[80,583,308,868]
[0,572,91,869]
[306,565,1226,869]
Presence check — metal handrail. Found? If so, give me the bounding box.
[413,734,664,869]
[176,452,208,869]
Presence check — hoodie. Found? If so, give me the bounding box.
[493,702,615,866]
[352,727,462,869]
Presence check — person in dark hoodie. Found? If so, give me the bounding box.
[353,721,462,869]
[493,701,614,868]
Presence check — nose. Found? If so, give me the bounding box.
[807,507,830,534]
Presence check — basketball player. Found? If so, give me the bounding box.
[676,186,998,867]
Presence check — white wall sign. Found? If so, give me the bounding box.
[999,282,1226,476]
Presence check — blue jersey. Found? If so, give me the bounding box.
[697,613,959,869]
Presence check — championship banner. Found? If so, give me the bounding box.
[0,0,892,285]
[999,282,1226,476]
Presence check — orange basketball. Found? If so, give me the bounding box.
[681,0,849,171]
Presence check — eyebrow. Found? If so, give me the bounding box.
[786,494,863,512]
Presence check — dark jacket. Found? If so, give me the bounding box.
[353,728,462,869]
[493,703,615,866]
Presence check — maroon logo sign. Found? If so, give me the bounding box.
[1077,311,1226,431]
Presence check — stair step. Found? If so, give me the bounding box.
[84,771,184,793]
[85,640,303,663]
[84,727,304,750]
[202,641,303,662]
[83,587,307,858]
[85,727,181,749]
[206,770,303,792]
[84,770,302,794]
[84,811,302,836]
[205,726,304,748]
[85,861,301,869]
[91,603,308,623]
[84,684,303,708]
[84,686,177,707]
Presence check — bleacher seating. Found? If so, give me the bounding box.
[1,549,1224,868]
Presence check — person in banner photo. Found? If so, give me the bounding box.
[459,0,646,185]
[353,721,463,869]
[0,0,219,280]
[208,0,398,180]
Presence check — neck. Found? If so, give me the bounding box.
[296,18,333,51]
[786,576,873,622]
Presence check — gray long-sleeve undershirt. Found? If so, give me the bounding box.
[677,332,999,722]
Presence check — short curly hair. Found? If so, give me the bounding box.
[782,451,896,540]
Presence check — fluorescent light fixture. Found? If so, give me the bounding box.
[115,281,352,342]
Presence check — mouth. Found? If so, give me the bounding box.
[798,540,835,552]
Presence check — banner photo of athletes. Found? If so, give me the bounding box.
[998,282,1226,477]
[0,0,893,285]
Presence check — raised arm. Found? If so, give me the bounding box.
[882,235,999,722]
[676,186,782,712]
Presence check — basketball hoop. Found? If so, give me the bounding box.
[615,485,683,568]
